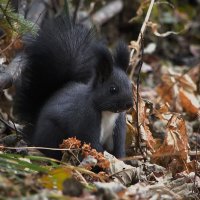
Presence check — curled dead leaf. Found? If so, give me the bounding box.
[151,114,189,167]
[179,88,200,116]
[156,69,200,115]
[147,21,183,37]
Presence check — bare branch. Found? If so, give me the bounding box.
[129,0,155,78]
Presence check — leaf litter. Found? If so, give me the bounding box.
[0,0,200,199]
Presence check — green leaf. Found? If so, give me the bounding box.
[0,153,48,173]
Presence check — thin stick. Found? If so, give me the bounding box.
[137,0,155,44]
[0,145,79,152]
[129,0,155,77]
[74,169,89,186]
[0,117,24,135]
[0,36,19,55]
[120,155,144,161]
[136,34,145,157]
[129,0,155,158]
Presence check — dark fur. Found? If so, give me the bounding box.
[14,16,96,122]
[14,16,133,159]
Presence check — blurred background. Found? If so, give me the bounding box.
[1,0,200,62]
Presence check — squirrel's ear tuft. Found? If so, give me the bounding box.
[94,44,113,83]
[114,41,130,72]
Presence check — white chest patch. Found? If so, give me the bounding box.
[100,111,119,152]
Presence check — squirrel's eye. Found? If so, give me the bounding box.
[110,86,119,94]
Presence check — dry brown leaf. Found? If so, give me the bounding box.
[140,123,156,151]
[156,69,200,115]
[151,114,189,167]
[156,82,173,105]
[131,86,156,151]
[177,74,197,92]
[188,64,200,83]
[126,119,137,147]
[104,152,138,186]
[82,143,92,157]
[179,88,200,116]
[129,0,150,23]
[185,160,200,173]
[82,147,110,169]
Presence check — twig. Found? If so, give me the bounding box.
[108,167,138,185]
[0,146,106,182]
[0,152,105,181]
[0,36,20,55]
[149,185,182,200]
[137,0,155,44]
[0,117,24,135]
[120,155,144,161]
[74,169,89,186]
[129,0,155,159]
[65,150,81,164]
[135,34,145,157]
[129,0,155,78]
[0,145,79,152]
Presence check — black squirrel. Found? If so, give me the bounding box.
[14,16,133,159]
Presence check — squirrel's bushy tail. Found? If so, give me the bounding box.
[14,16,97,123]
